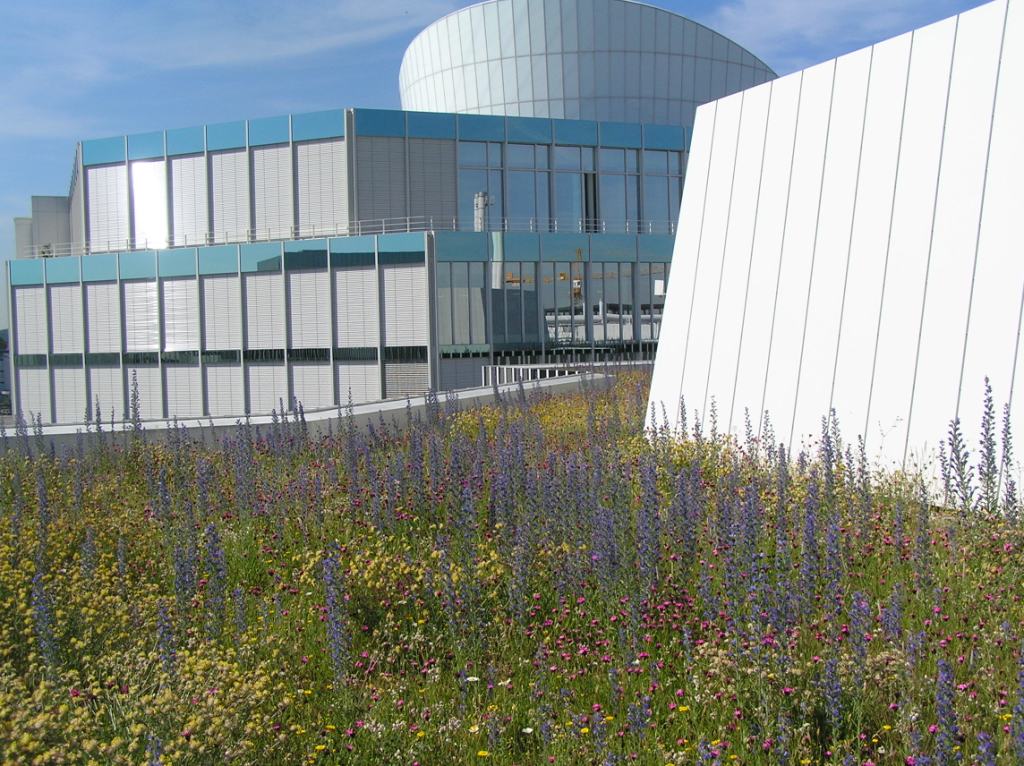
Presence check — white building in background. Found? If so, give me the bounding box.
[649,0,1022,473]
[9,0,775,426]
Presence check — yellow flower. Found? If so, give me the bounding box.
[469,725,480,733]
[477,751,490,758]
[580,727,590,734]
[315,744,327,752]
[417,731,425,738]
[882,725,892,731]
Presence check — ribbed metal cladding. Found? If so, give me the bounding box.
[399,0,776,124]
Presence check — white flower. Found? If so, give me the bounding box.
[521,727,534,734]
[465,676,480,682]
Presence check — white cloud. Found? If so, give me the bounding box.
[701,0,978,73]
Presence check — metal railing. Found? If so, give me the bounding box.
[19,216,678,260]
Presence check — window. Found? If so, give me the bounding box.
[641,150,684,234]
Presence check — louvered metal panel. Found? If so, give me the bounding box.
[123,281,159,351]
[14,286,47,354]
[244,272,285,348]
[131,159,169,249]
[125,365,162,419]
[355,137,407,221]
[384,362,429,399]
[53,368,85,424]
[49,284,83,354]
[89,367,124,422]
[201,275,241,349]
[171,155,209,246]
[86,282,121,352]
[18,369,50,422]
[334,267,379,347]
[165,365,202,419]
[246,364,287,415]
[440,357,486,390]
[87,164,129,252]
[162,278,199,351]
[382,264,428,346]
[287,270,331,348]
[253,145,294,240]
[210,150,249,243]
[296,139,347,237]
[291,363,333,410]
[408,138,457,224]
[337,362,381,404]
[205,364,241,417]
[71,170,84,252]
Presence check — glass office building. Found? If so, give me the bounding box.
[9,0,775,424]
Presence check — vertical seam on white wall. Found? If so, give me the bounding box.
[955,0,1011,419]
[701,93,746,422]
[900,19,960,467]
[828,48,875,420]
[676,101,719,425]
[757,71,805,436]
[729,82,774,436]
[861,34,914,454]
[788,59,838,454]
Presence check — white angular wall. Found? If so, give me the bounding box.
[649,0,1023,475]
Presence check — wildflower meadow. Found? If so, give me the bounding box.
[0,372,1022,765]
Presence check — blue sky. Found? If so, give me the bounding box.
[0,0,985,275]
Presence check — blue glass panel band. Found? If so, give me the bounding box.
[198,245,239,275]
[127,131,165,160]
[206,121,247,151]
[166,126,206,156]
[248,115,290,146]
[291,109,345,142]
[457,114,505,142]
[81,253,119,282]
[159,249,197,278]
[501,233,540,262]
[407,111,456,139]
[377,232,425,254]
[590,234,638,262]
[240,242,282,273]
[82,136,126,166]
[45,256,81,284]
[507,116,553,144]
[9,259,44,286]
[553,119,597,146]
[119,251,158,280]
[598,122,642,148]
[540,232,589,262]
[643,124,685,151]
[433,232,489,262]
[354,109,406,138]
[284,239,328,270]
[638,235,674,262]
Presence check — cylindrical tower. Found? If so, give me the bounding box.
[399,0,775,126]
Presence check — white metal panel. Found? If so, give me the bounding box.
[210,150,249,243]
[761,59,835,452]
[971,0,1023,488]
[337,361,381,404]
[291,363,333,410]
[244,272,285,348]
[86,282,121,352]
[355,138,407,222]
[287,270,331,348]
[253,145,294,240]
[49,284,83,354]
[202,275,241,349]
[162,278,199,351]
[829,33,915,459]
[125,365,162,420]
[89,366,124,421]
[335,267,379,347]
[679,95,741,421]
[904,2,1005,467]
[408,139,457,225]
[87,164,129,252]
[18,368,50,423]
[646,99,717,427]
[205,364,241,417]
[700,85,770,432]
[296,139,347,237]
[131,159,169,249]
[385,361,429,399]
[382,263,428,346]
[246,364,287,415]
[71,168,84,252]
[53,367,85,424]
[15,286,48,354]
[123,281,159,351]
[790,48,872,448]
[164,365,202,419]
[171,155,209,246]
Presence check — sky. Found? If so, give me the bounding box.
[0,0,986,309]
